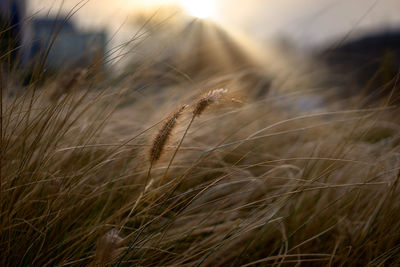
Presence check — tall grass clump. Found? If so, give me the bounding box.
[1,15,400,267]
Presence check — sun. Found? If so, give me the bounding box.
[180,0,216,19]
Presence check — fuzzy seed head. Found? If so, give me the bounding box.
[50,67,88,101]
[193,88,228,117]
[149,105,187,164]
[94,229,124,266]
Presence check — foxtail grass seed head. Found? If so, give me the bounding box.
[94,229,124,266]
[50,67,88,101]
[193,88,228,117]
[150,104,187,164]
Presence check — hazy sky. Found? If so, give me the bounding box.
[227,0,400,47]
[28,0,400,47]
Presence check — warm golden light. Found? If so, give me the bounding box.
[180,0,216,19]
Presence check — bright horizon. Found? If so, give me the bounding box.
[28,0,400,48]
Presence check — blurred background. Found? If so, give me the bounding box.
[1,0,400,102]
[25,0,400,47]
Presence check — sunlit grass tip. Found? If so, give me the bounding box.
[149,104,187,164]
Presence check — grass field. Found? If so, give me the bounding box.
[1,16,400,266]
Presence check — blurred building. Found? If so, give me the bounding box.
[28,17,107,70]
[321,30,400,102]
[1,0,107,71]
[0,0,26,64]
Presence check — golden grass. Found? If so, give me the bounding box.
[0,70,400,266]
[1,37,400,266]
